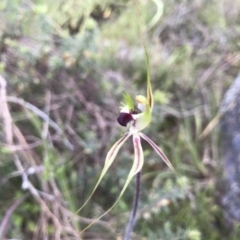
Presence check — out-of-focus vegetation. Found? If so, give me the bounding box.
[1,0,240,239]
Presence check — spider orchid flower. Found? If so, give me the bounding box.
[76,74,175,233]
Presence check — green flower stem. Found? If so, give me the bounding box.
[124,171,141,240]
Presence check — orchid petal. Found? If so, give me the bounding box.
[136,95,148,112]
[132,103,151,132]
[136,95,148,104]
[80,134,144,233]
[75,132,131,215]
[123,92,134,110]
[132,134,144,174]
[139,132,176,174]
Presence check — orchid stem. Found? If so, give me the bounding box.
[124,171,141,240]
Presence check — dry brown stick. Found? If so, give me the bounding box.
[12,124,40,166]
[33,212,45,240]
[0,76,81,239]
[7,96,74,151]
[0,193,29,239]
[27,181,80,239]
[42,90,51,140]
[4,139,43,152]
[0,75,13,144]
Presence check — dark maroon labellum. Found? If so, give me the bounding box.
[117,112,133,127]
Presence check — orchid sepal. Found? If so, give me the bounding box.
[120,92,134,112]
[141,28,154,111]
[147,67,154,111]
[131,102,151,133]
[75,132,131,215]
[139,132,176,174]
[79,133,144,234]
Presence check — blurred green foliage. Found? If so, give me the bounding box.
[1,0,240,239]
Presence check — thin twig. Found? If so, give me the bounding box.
[7,96,74,151]
[0,193,30,239]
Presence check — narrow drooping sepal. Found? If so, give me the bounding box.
[139,133,176,174]
[75,132,131,215]
[80,133,144,234]
[104,132,131,170]
[147,70,153,111]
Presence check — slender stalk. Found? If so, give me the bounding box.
[124,171,141,240]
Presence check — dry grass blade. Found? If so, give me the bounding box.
[198,113,221,139]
